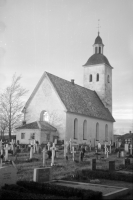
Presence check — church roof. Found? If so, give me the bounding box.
[16,121,57,131]
[94,35,104,45]
[46,72,115,122]
[83,53,112,67]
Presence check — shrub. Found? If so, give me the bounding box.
[81,169,133,182]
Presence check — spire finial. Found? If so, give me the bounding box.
[97,19,101,35]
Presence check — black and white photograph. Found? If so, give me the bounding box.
[0,0,133,199]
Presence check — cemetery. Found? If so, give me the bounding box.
[0,139,133,199]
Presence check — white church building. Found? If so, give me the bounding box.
[16,32,115,146]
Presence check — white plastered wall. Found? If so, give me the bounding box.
[25,75,66,140]
[66,112,114,147]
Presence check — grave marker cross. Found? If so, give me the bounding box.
[4,144,9,161]
[71,146,76,161]
[51,143,56,166]
[106,147,109,158]
[47,142,51,151]
[42,147,47,167]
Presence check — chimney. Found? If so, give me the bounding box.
[22,121,26,125]
[71,79,74,85]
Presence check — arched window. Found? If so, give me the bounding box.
[105,124,108,142]
[96,74,99,81]
[83,120,87,140]
[96,123,99,141]
[99,47,101,54]
[74,118,78,139]
[107,75,110,83]
[89,74,92,82]
[40,110,49,122]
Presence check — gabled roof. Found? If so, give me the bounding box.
[46,72,115,122]
[23,71,115,122]
[16,121,57,131]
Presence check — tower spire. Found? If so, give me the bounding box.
[97,19,101,35]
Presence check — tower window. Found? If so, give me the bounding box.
[96,74,99,81]
[89,74,92,82]
[107,75,110,83]
[99,47,101,54]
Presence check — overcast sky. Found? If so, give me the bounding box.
[0,0,133,133]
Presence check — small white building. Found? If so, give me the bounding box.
[16,121,58,145]
[16,32,115,146]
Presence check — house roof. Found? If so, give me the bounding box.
[83,54,112,68]
[118,133,133,140]
[16,121,57,131]
[46,72,115,122]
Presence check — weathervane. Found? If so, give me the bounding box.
[97,19,101,35]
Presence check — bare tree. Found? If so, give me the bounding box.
[0,74,28,141]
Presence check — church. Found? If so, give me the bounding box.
[16,32,115,147]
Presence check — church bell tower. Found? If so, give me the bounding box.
[83,31,113,114]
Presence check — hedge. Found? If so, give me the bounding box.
[1,185,76,199]
[17,181,103,200]
[73,169,133,183]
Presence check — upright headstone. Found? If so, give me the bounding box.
[109,141,112,154]
[4,144,9,161]
[33,140,36,154]
[71,146,76,161]
[47,142,51,151]
[33,167,52,183]
[29,142,33,159]
[109,161,115,171]
[0,140,2,155]
[36,141,39,154]
[42,147,47,167]
[106,148,109,158]
[124,143,129,153]
[92,159,96,170]
[0,166,17,188]
[98,142,101,150]
[104,143,107,155]
[124,158,130,167]
[51,143,56,166]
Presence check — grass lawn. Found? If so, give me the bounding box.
[3,150,133,199]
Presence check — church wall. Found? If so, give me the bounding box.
[105,65,112,113]
[25,75,66,140]
[65,112,113,147]
[16,129,41,144]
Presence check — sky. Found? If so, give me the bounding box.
[0,0,133,134]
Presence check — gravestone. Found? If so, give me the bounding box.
[91,158,96,170]
[42,147,47,167]
[120,151,125,157]
[98,142,101,150]
[125,158,130,167]
[33,167,52,183]
[0,166,17,188]
[124,143,129,152]
[109,161,115,171]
